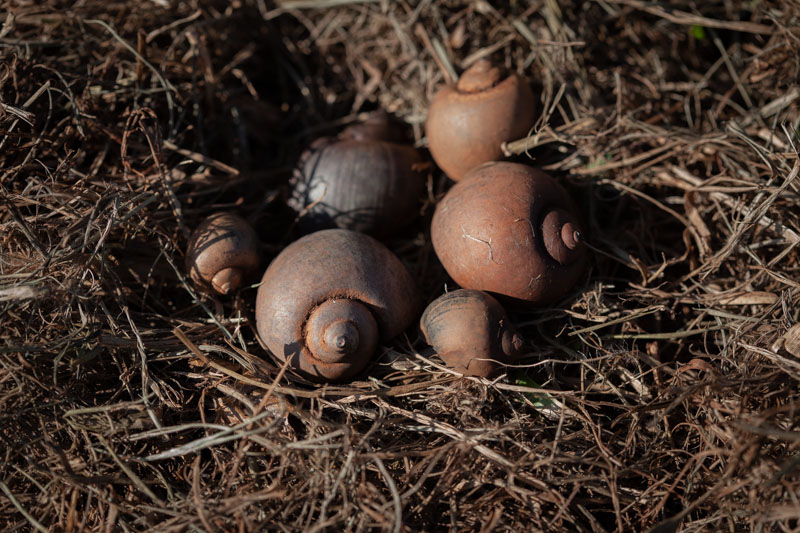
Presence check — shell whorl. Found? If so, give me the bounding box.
[456,60,503,93]
[211,267,244,295]
[541,208,585,266]
[305,299,379,365]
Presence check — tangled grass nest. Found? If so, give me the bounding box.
[2,0,799,531]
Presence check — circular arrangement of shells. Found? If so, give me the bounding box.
[186,60,588,382]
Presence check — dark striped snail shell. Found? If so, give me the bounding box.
[421,289,524,377]
[288,112,426,236]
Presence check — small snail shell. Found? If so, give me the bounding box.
[431,162,586,304]
[255,229,420,382]
[425,60,536,181]
[186,213,259,294]
[288,112,426,236]
[421,289,524,377]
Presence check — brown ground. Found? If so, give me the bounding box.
[1,1,799,531]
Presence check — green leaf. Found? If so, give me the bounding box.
[513,373,557,409]
[690,25,706,40]
[585,153,611,170]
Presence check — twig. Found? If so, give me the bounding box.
[661,166,800,244]
[0,481,48,533]
[606,0,773,34]
[85,19,176,135]
[414,23,457,84]
[373,456,403,533]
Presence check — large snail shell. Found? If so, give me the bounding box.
[186,213,259,294]
[431,162,586,304]
[425,60,536,181]
[288,113,426,236]
[255,229,421,381]
[421,289,524,377]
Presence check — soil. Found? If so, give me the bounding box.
[1,1,799,531]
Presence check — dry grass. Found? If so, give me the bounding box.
[1,0,799,531]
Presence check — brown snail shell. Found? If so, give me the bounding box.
[255,229,421,382]
[288,112,426,236]
[421,289,525,377]
[425,60,536,181]
[431,162,586,304]
[185,213,259,295]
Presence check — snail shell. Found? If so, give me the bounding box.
[185,213,259,294]
[255,229,421,381]
[431,162,586,304]
[425,60,536,181]
[288,112,426,236]
[421,289,524,377]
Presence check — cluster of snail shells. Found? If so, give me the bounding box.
[184,112,425,383]
[184,59,587,383]
[418,61,587,377]
[186,220,420,382]
[420,162,586,377]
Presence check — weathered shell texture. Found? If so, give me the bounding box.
[288,118,425,235]
[255,229,421,381]
[431,162,587,304]
[421,289,524,377]
[185,213,259,294]
[425,60,536,182]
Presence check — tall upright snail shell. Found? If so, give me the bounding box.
[255,229,421,382]
[288,112,426,236]
[186,213,259,295]
[425,60,536,181]
[431,162,587,304]
[421,289,525,377]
